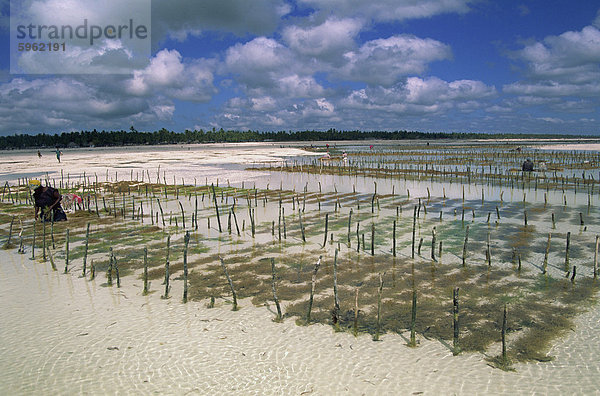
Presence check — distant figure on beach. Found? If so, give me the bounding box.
[55,147,62,163]
[33,182,67,222]
[37,150,42,158]
[522,159,534,172]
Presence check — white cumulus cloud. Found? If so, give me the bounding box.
[282,18,363,64]
[127,49,216,102]
[338,35,452,86]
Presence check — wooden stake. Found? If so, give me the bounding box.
[114,254,120,288]
[565,231,571,271]
[163,235,170,298]
[462,225,469,267]
[42,219,46,261]
[347,209,352,245]
[107,247,113,286]
[306,256,322,323]
[486,232,491,266]
[392,220,396,257]
[271,258,282,321]
[371,223,375,256]
[3,215,14,248]
[332,249,340,330]
[431,226,436,261]
[63,229,69,273]
[31,219,37,260]
[375,273,384,341]
[543,232,551,274]
[322,213,329,248]
[594,235,599,279]
[453,287,460,355]
[211,184,222,232]
[411,206,417,259]
[219,256,238,311]
[409,289,417,347]
[501,304,508,365]
[299,210,306,242]
[82,223,90,276]
[183,231,190,303]
[47,246,57,271]
[353,288,359,337]
[143,247,149,295]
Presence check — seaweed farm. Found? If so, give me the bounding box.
[1,141,599,380]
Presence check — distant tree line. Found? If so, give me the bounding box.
[0,127,579,150]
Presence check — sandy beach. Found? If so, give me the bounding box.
[1,142,600,395]
[1,247,599,395]
[535,143,600,152]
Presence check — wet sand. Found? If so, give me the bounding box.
[535,143,600,151]
[1,247,599,395]
[0,143,316,185]
[1,142,599,394]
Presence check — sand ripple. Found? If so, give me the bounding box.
[1,250,599,395]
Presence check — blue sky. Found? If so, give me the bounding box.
[1,0,600,136]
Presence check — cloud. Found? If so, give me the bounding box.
[224,37,326,98]
[11,0,291,61]
[215,95,343,131]
[337,35,452,86]
[214,76,496,132]
[504,21,600,117]
[152,0,290,42]
[511,25,600,85]
[276,75,325,98]
[11,0,151,74]
[282,18,363,64]
[594,10,600,28]
[225,37,293,85]
[0,76,174,134]
[341,76,496,115]
[503,81,600,97]
[15,40,148,75]
[296,0,471,22]
[127,49,217,102]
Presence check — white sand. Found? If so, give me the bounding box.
[1,143,600,394]
[535,143,600,151]
[0,143,318,185]
[1,248,599,395]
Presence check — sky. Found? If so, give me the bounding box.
[1,0,600,136]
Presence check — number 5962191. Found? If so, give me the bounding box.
[17,42,66,51]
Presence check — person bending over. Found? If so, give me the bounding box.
[33,185,67,222]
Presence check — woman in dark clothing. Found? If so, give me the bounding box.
[33,185,67,222]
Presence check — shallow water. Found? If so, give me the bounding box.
[1,247,599,394]
[1,141,600,394]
